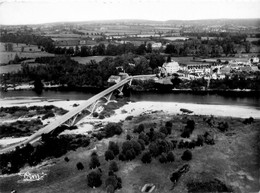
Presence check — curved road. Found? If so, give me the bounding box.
[0,75,156,154]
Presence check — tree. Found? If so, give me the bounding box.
[244,41,251,53]
[87,171,102,188]
[141,151,152,163]
[122,141,133,154]
[118,153,126,161]
[166,151,175,162]
[33,78,44,94]
[109,161,119,172]
[133,124,145,133]
[165,121,172,134]
[105,150,115,161]
[138,132,149,145]
[108,141,120,156]
[159,153,168,163]
[125,149,136,161]
[148,142,160,157]
[146,43,152,53]
[76,162,84,170]
[137,139,145,150]
[132,140,142,155]
[89,156,100,169]
[181,150,192,161]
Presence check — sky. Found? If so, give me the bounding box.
[0,0,260,25]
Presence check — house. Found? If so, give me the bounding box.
[107,75,121,84]
[162,61,180,75]
[151,42,162,49]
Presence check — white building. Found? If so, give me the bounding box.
[162,61,180,75]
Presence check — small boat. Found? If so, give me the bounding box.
[180,108,193,114]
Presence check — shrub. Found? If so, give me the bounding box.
[106,184,115,193]
[138,132,149,145]
[149,142,160,157]
[196,135,204,146]
[204,132,215,145]
[218,122,229,132]
[108,141,120,156]
[125,116,133,121]
[89,156,100,169]
[105,176,118,189]
[87,171,102,188]
[122,141,133,154]
[159,126,168,136]
[137,139,145,150]
[125,149,136,161]
[126,134,132,140]
[181,150,192,161]
[133,124,145,134]
[109,161,119,172]
[105,150,115,161]
[243,117,254,124]
[93,112,99,117]
[91,151,98,157]
[141,151,152,164]
[42,111,55,120]
[118,153,126,161]
[64,157,69,162]
[132,140,142,155]
[104,123,123,138]
[188,140,196,149]
[76,162,84,170]
[166,151,175,162]
[159,153,168,164]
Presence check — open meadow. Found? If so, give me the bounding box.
[0,42,54,64]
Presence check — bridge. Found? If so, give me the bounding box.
[0,74,156,154]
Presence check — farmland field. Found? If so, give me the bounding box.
[0,43,54,64]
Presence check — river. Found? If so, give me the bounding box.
[1,89,260,110]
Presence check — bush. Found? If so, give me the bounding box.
[126,134,132,140]
[104,123,123,138]
[125,116,133,121]
[137,139,146,150]
[181,150,192,161]
[159,126,168,136]
[105,150,115,161]
[122,141,133,154]
[218,121,229,132]
[196,135,204,146]
[133,124,145,134]
[125,149,136,161]
[108,141,119,156]
[106,184,115,193]
[42,111,55,120]
[89,156,100,169]
[109,161,119,172]
[87,171,102,188]
[76,162,84,170]
[243,117,254,124]
[148,142,160,157]
[165,121,172,135]
[118,153,126,161]
[141,151,152,164]
[159,153,168,163]
[132,140,142,155]
[105,176,118,189]
[166,151,175,162]
[93,112,99,117]
[64,157,69,162]
[138,132,149,145]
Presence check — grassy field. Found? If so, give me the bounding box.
[0,42,54,64]
[0,63,46,74]
[0,110,259,193]
[72,56,113,64]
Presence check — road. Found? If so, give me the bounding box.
[0,75,156,154]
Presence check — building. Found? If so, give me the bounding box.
[162,61,180,75]
[107,75,121,84]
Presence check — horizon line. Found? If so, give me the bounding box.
[1,17,260,26]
